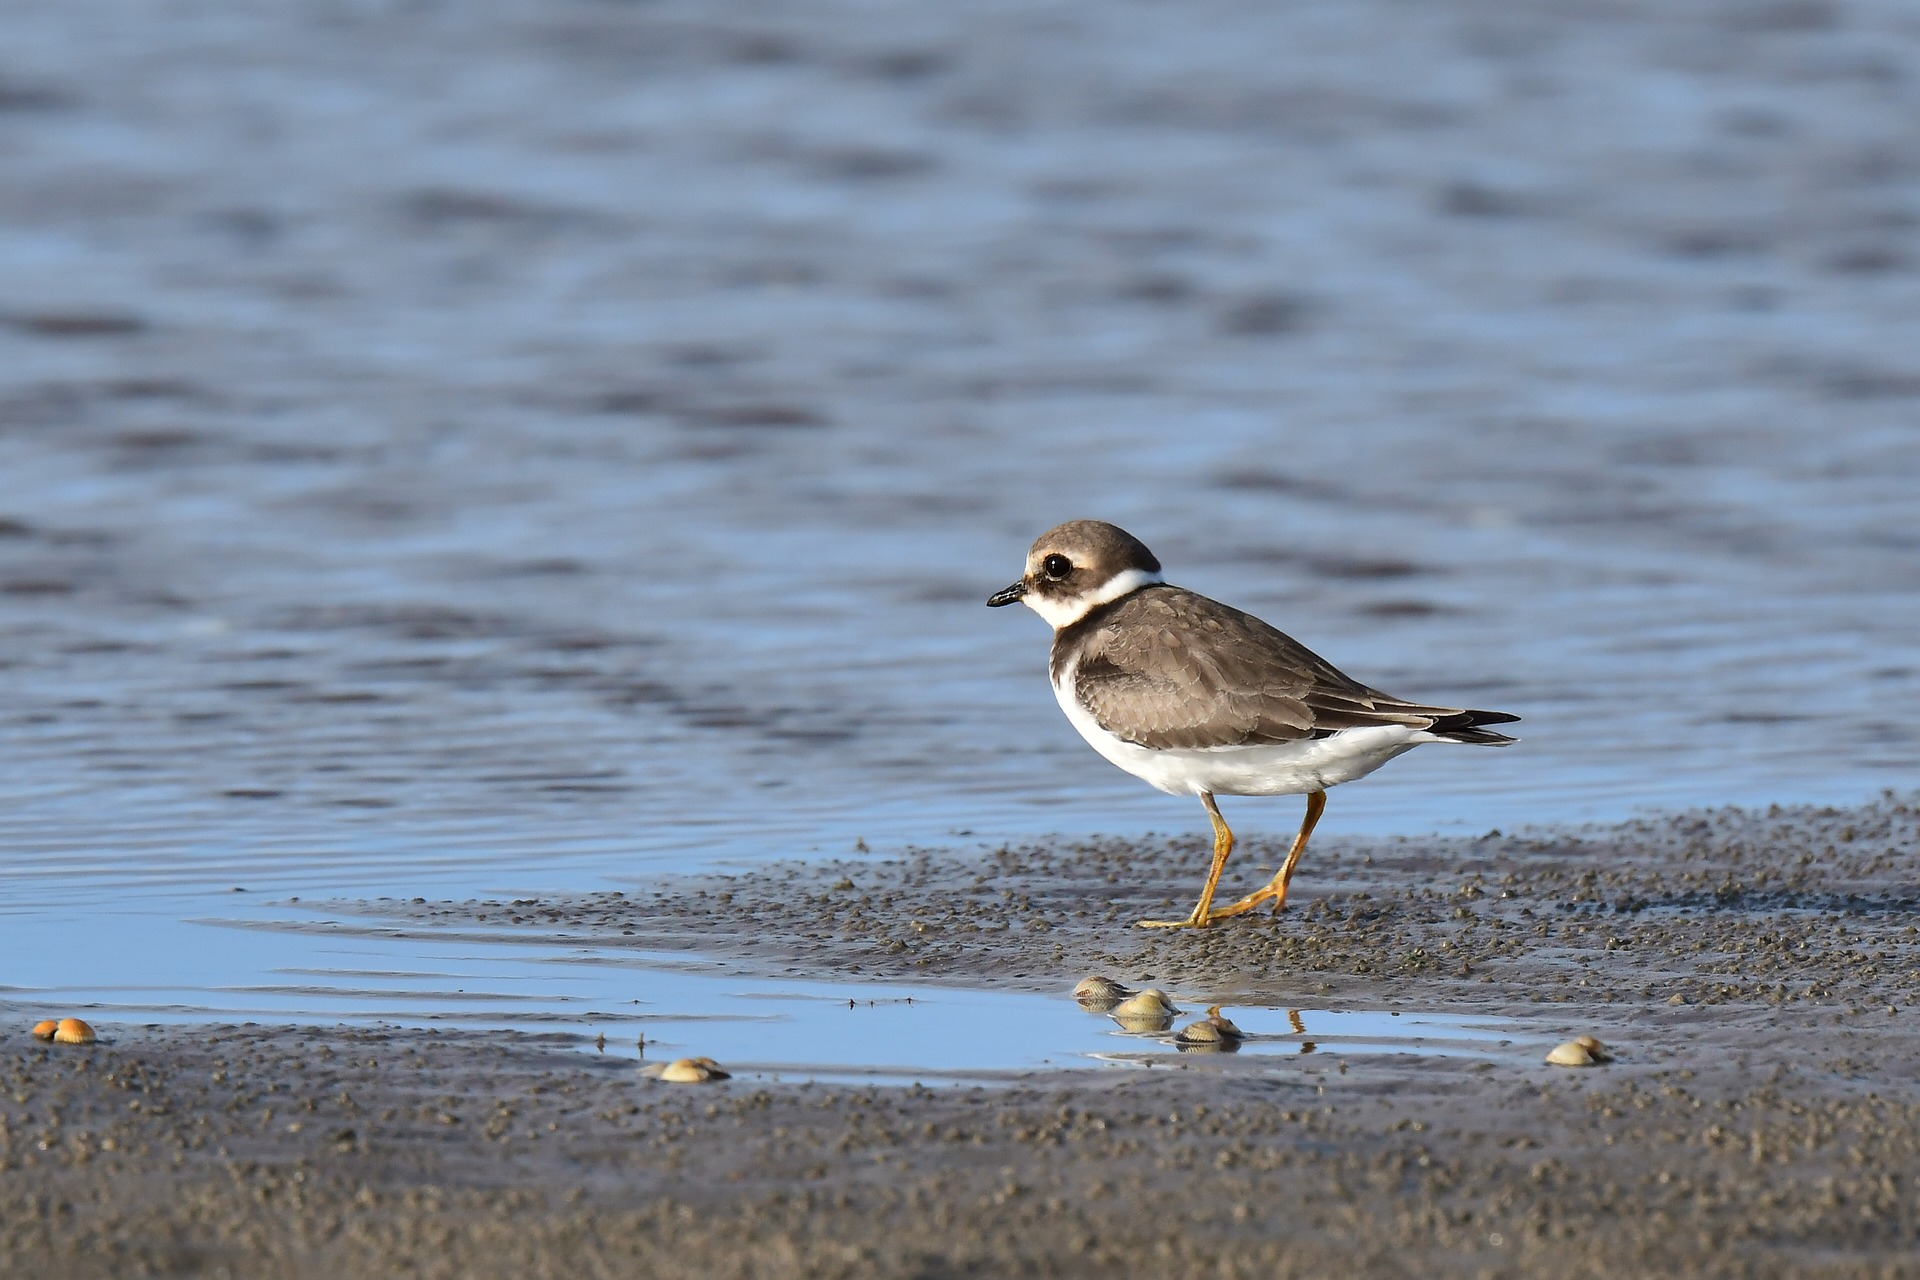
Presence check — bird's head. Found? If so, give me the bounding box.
[987,520,1164,629]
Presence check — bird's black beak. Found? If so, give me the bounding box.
[986,581,1026,608]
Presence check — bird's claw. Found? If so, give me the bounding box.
[1134,914,1212,930]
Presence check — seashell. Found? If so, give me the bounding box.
[1545,1040,1597,1067]
[31,1020,58,1041]
[1112,989,1177,1017]
[1174,1007,1245,1051]
[1110,988,1179,1033]
[53,1018,96,1045]
[1574,1035,1613,1062]
[646,1056,730,1083]
[1176,1020,1228,1045]
[1073,975,1133,1011]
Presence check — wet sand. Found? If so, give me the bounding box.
[12,800,1920,1277]
[361,796,1920,1017]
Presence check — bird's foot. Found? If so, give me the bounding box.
[1134,910,1214,930]
[1203,883,1289,923]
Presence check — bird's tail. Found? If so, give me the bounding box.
[1425,708,1520,746]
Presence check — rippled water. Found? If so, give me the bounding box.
[3,1,1919,1030]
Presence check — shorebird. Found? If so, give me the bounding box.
[988,520,1517,929]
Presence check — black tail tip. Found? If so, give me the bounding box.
[1432,708,1520,745]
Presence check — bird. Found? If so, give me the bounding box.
[987,520,1517,929]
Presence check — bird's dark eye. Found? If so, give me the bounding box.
[1041,554,1073,580]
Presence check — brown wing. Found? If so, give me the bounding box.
[1054,586,1504,751]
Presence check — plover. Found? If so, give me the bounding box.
[988,520,1517,929]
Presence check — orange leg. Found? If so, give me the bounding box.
[1205,790,1326,922]
[1137,792,1234,929]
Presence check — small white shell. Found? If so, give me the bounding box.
[1545,1040,1596,1067]
[1112,988,1177,1017]
[1574,1035,1613,1062]
[645,1056,730,1083]
[1110,988,1179,1032]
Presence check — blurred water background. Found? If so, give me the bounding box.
[2,0,1918,1037]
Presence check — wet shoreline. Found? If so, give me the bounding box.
[9,1012,1918,1278]
[337,796,1920,1017]
[9,799,1920,1277]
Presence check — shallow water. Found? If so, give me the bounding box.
[1,905,1531,1083]
[3,1,1920,1027]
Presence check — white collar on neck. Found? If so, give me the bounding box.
[1022,567,1162,630]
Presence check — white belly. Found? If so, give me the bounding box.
[1052,669,1430,798]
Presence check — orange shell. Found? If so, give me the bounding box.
[31,1020,57,1041]
[53,1017,96,1045]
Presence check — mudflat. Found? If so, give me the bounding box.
[9,799,1920,1277]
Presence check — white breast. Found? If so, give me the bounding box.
[1050,660,1430,798]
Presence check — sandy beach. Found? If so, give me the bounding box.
[6,0,1920,1274]
[10,799,1920,1278]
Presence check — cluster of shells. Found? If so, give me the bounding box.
[1078,976,1626,1069]
[30,1018,95,1045]
[1076,976,1177,1029]
[1075,976,1244,1051]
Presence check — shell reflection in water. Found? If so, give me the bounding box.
[1073,975,1134,1011]
[645,1056,731,1083]
[1174,1006,1246,1053]
[1109,988,1180,1033]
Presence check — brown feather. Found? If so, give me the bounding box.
[1052,584,1512,751]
